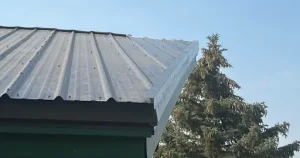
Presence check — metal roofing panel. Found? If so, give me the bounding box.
[0,26,197,103]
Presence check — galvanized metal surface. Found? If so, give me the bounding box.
[0,26,195,103]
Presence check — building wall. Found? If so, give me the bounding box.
[0,133,146,158]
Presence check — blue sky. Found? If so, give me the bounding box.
[1,0,300,154]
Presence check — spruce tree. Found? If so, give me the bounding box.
[155,34,299,158]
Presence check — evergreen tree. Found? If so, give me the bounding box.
[155,34,299,158]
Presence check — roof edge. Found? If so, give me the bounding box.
[146,40,198,123]
[0,93,153,104]
[146,41,199,98]
[145,41,199,157]
[0,25,127,37]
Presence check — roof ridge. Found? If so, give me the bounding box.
[0,25,127,36]
[0,25,197,42]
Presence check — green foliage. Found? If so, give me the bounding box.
[154,34,299,158]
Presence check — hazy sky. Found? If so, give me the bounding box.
[1,0,300,155]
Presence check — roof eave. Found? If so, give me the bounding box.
[0,97,158,128]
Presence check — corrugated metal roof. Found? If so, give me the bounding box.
[0,26,196,103]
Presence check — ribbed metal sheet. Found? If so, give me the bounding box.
[0,27,193,102]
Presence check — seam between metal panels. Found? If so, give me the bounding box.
[0,29,37,62]
[128,36,167,70]
[72,35,79,100]
[144,37,177,59]
[109,34,153,90]
[90,33,115,100]
[37,31,62,99]
[84,34,92,100]
[4,30,56,97]
[53,31,75,99]
[0,28,18,41]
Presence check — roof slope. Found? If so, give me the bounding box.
[0,26,198,103]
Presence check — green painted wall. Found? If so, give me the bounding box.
[0,133,146,158]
